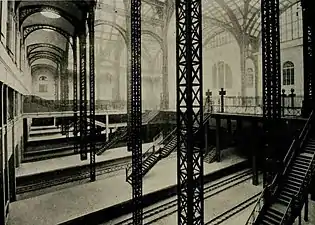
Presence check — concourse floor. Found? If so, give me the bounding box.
[17,142,155,177]
[8,148,246,225]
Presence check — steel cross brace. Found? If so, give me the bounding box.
[176,0,204,224]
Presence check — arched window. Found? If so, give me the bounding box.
[212,62,233,89]
[246,68,254,88]
[39,76,48,81]
[283,61,294,85]
[38,75,48,93]
[225,64,232,88]
[212,64,217,88]
[218,61,225,88]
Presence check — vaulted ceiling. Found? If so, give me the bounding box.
[16,0,95,73]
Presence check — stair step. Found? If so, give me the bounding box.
[285,183,300,191]
[291,164,308,172]
[266,208,283,221]
[290,168,306,177]
[288,173,305,181]
[270,203,286,217]
[264,213,282,224]
[286,179,302,186]
[295,159,311,166]
[283,186,298,195]
[286,175,303,183]
[261,219,274,225]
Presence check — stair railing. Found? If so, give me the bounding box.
[96,126,128,155]
[125,128,177,182]
[270,110,314,197]
[280,141,315,224]
[125,143,157,182]
[245,111,314,225]
[245,190,266,225]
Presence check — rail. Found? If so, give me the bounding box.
[245,110,314,225]
[125,128,176,182]
[280,135,315,224]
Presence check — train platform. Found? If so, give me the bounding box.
[8,148,248,225]
[16,142,155,178]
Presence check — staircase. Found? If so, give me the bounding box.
[204,146,216,164]
[142,110,159,124]
[125,129,177,184]
[96,110,159,155]
[246,111,315,225]
[96,126,128,155]
[125,113,212,184]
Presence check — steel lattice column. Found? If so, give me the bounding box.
[261,0,281,186]
[176,0,204,224]
[129,0,143,224]
[301,0,315,116]
[88,8,96,182]
[60,63,66,133]
[79,27,88,161]
[73,36,78,153]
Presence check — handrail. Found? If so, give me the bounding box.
[270,111,314,194]
[245,110,314,225]
[279,198,294,224]
[280,147,315,224]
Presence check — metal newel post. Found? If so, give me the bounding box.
[281,89,286,117]
[219,88,226,113]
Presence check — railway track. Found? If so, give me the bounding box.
[205,193,260,225]
[109,168,253,225]
[16,158,130,194]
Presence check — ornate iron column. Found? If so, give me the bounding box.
[301,0,315,117]
[261,0,281,186]
[129,0,143,224]
[88,7,96,182]
[79,25,88,161]
[176,0,204,224]
[73,36,78,153]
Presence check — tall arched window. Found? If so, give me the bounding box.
[283,61,294,85]
[246,68,254,88]
[218,61,225,88]
[212,62,233,89]
[225,64,232,88]
[38,75,48,93]
[212,64,217,88]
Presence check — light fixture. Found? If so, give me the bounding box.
[40,11,60,19]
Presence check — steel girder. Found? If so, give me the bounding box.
[79,29,88,161]
[73,37,78,153]
[27,43,64,56]
[23,24,71,43]
[129,0,143,224]
[176,0,204,224]
[261,0,281,186]
[88,8,96,182]
[261,0,281,119]
[301,0,315,115]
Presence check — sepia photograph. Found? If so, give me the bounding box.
[0,0,314,224]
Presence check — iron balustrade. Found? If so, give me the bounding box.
[245,110,314,224]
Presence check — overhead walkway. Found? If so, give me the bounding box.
[125,113,215,184]
[245,111,315,225]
